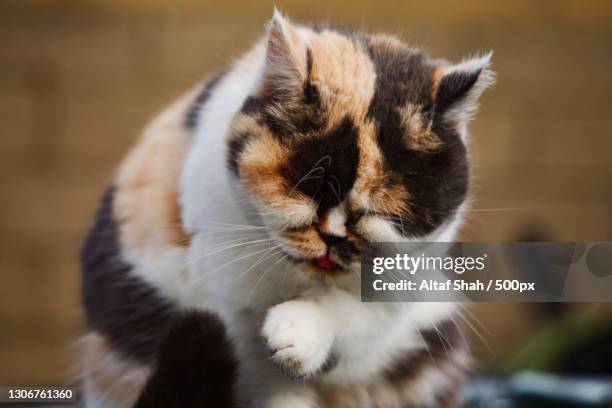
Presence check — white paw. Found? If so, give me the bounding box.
[262,300,334,378]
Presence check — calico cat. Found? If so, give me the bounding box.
[80,10,493,408]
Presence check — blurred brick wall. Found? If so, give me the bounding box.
[1,0,611,385]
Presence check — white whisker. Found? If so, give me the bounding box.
[194,243,284,283]
[246,251,289,301]
[232,246,285,282]
[183,237,275,269]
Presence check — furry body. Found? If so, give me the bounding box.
[81,12,492,408]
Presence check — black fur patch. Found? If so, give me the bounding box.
[185,67,229,130]
[332,239,359,263]
[80,186,179,363]
[227,130,251,176]
[365,42,469,236]
[303,48,320,106]
[288,117,360,214]
[365,44,434,119]
[319,351,340,374]
[134,311,238,408]
[241,95,266,115]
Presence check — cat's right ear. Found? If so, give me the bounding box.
[261,9,308,98]
[431,53,495,130]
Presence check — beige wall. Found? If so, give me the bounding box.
[1,0,611,385]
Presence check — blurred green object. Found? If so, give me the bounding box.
[505,306,612,374]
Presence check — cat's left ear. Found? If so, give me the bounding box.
[432,52,495,129]
[261,9,308,98]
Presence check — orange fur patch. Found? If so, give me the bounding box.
[367,33,406,51]
[281,226,326,259]
[376,184,411,218]
[431,64,447,102]
[114,84,201,252]
[307,30,377,130]
[397,104,441,151]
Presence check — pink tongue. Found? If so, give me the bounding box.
[316,255,337,270]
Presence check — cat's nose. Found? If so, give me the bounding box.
[317,230,355,265]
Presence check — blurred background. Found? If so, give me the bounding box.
[1,0,611,399]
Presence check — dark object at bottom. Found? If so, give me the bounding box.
[464,372,612,408]
[134,310,239,408]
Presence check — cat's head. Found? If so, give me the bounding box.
[227,11,493,276]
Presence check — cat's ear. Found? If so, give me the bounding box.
[432,52,495,128]
[261,9,308,97]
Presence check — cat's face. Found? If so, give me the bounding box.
[227,13,493,276]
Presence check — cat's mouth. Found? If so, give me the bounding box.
[309,255,345,276]
[314,255,338,270]
[283,248,346,274]
[309,247,355,276]
[313,248,339,270]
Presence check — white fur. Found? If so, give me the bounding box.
[120,246,189,303]
[82,378,126,408]
[323,205,347,237]
[264,383,320,408]
[262,299,335,376]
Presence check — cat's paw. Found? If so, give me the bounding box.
[262,300,334,379]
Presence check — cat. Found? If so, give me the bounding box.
[80,10,493,408]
